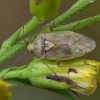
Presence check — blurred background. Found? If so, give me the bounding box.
[0,0,100,100]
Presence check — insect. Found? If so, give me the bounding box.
[27,31,96,60]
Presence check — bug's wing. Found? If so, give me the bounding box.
[44,43,86,60]
[44,31,96,60]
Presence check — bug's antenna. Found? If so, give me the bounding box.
[22,4,31,44]
[23,4,25,36]
[42,60,58,79]
[2,5,28,78]
[2,50,28,78]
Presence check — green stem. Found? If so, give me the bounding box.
[0,17,44,55]
[0,0,98,64]
[54,14,100,32]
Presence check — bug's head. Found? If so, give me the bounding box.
[27,42,35,54]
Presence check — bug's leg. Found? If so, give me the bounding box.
[49,21,64,32]
[27,35,37,43]
[19,7,30,44]
[49,22,55,32]
[83,61,98,73]
[71,22,80,29]
[19,6,37,44]
[61,22,81,29]
[49,22,65,32]
[56,60,62,67]
[24,53,39,69]
[19,35,37,45]
[18,39,29,44]
[18,38,30,44]
[2,50,28,78]
[42,60,58,78]
[84,61,97,67]
[49,21,81,32]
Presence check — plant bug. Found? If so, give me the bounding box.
[27,31,96,60]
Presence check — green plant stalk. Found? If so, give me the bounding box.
[0,0,98,64]
[0,58,100,95]
[53,14,100,32]
[0,17,44,53]
[0,14,100,65]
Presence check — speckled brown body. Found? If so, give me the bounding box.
[27,31,96,60]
